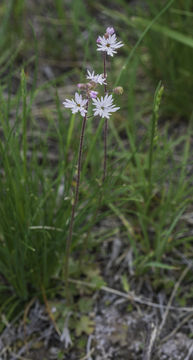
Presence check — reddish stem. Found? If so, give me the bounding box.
[103,52,108,182]
[64,102,88,291]
[103,118,108,183]
[103,52,107,93]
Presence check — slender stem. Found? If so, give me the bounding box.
[64,103,88,294]
[41,284,60,335]
[21,70,27,181]
[103,52,107,93]
[103,52,108,182]
[103,118,108,182]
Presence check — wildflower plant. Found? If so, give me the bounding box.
[63,27,123,289]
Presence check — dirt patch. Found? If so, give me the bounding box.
[1,286,193,360]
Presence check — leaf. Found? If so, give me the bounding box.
[121,274,130,293]
[76,316,94,337]
[78,297,93,313]
[86,268,106,289]
[132,17,193,48]
[145,261,178,270]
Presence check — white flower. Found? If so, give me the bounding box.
[97,34,123,57]
[63,92,87,117]
[92,94,120,119]
[87,70,106,85]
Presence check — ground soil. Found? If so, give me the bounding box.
[1,216,193,360]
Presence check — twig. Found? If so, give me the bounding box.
[86,335,94,360]
[41,284,61,336]
[157,265,190,339]
[7,350,32,360]
[80,348,95,360]
[69,278,193,312]
[184,342,193,360]
[60,311,72,348]
[23,297,36,351]
[143,322,158,360]
[160,312,193,344]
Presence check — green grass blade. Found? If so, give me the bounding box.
[115,0,175,85]
[132,17,193,48]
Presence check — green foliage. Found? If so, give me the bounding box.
[76,315,94,337]
[109,73,192,270]
[0,74,67,300]
[0,60,108,306]
[135,0,193,117]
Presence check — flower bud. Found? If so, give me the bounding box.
[96,36,101,44]
[106,27,115,35]
[77,83,87,89]
[87,81,97,89]
[89,90,98,99]
[113,86,124,95]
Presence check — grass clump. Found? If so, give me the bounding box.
[0,74,66,302]
[0,67,101,309]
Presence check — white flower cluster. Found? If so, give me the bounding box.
[63,27,123,119]
[63,92,119,119]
